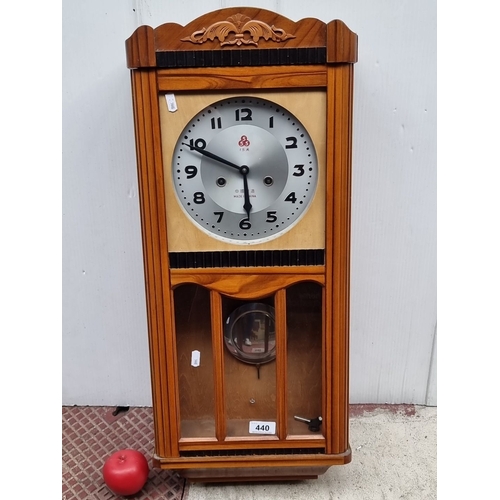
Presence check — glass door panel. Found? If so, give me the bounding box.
[286,282,324,437]
[174,284,216,439]
[222,296,277,438]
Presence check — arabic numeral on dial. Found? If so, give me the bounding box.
[269,116,274,128]
[189,138,206,150]
[214,211,224,223]
[184,165,198,179]
[293,164,305,176]
[193,192,205,204]
[211,117,222,129]
[239,218,251,230]
[235,108,252,121]
[266,211,278,223]
[285,136,298,149]
[285,192,297,203]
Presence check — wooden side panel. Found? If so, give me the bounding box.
[323,68,335,454]
[327,64,354,454]
[130,69,176,457]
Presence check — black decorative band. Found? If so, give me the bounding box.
[156,47,326,68]
[169,249,324,269]
[180,447,325,458]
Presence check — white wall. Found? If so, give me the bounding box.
[62,0,436,406]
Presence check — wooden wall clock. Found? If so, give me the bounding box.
[125,7,357,482]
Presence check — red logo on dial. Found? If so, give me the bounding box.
[238,135,250,147]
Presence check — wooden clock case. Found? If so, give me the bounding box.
[125,7,357,482]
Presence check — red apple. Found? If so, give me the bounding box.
[102,449,149,496]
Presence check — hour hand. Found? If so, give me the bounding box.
[183,142,253,218]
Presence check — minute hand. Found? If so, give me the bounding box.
[182,142,242,172]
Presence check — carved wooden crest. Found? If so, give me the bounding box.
[181,13,296,47]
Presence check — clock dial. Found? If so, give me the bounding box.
[171,97,319,244]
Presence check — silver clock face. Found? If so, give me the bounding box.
[172,97,319,244]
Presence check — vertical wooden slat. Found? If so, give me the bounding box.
[344,63,354,451]
[332,64,347,454]
[275,288,288,440]
[130,69,177,458]
[330,64,354,455]
[168,291,181,449]
[324,65,336,454]
[321,284,328,447]
[131,70,167,457]
[210,291,226,441]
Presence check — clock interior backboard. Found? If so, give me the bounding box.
[159,89,326,252]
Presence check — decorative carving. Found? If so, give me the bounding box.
[181,14,296,47]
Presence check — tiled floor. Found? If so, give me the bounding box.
[63,404,436,499]
[62,406,187,500]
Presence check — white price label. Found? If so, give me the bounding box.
[165,93,178,112]
[191,350,200,367]
[249,421,276,435]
